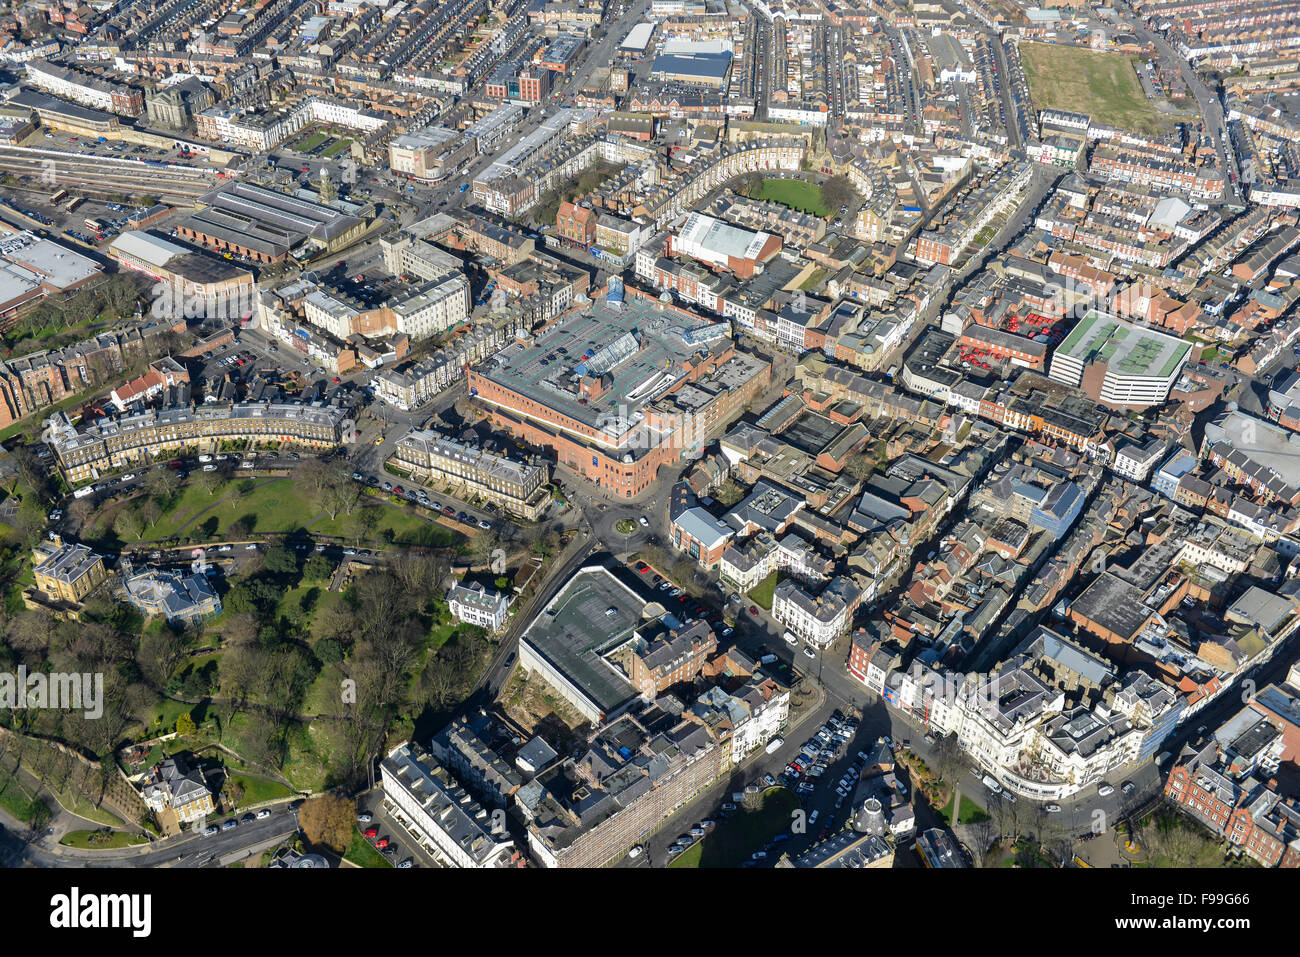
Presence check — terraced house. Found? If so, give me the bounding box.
[389,429,550,520]
[46,403,351,483]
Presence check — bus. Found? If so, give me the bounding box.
[65,196,85,213]
[49,189,68,204]
[83,218,103,232]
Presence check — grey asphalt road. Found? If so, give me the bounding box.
[0,804,300,869]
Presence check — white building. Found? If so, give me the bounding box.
[447,582,511,632]
[730,683,791,757]
[1112,437,1166,482]
[772,576,860,647]
[380,742,519,868]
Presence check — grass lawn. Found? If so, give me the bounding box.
[59,829,147,849]
[1020,42,1165,136]
[938,793,989,826]
[0,766,41,823]
[294,132,328,152]
[758,178,830,217]
[670,787,799,868]
[344,826,393,868]
[749,571,779,611]
[322,138,353,158]
[226,773,294,807]
[123,477,454,547]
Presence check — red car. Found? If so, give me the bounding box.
[393,486,404,496]
[749,606,759,616]
[375,838,389,848]
[332,376,341,383]
[363,827,378,838]
[300,165,310,172]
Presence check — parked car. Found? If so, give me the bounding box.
[1097,783,1115,797]
[256,809,272,820]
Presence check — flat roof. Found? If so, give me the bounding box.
[621,22,655,52]
[520,566,644,716]
[0,230,101,289]
[651,52,732,81]
[1056,311,1191,379]
[480,295,729,440]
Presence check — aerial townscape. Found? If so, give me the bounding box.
[0,0,1295,905]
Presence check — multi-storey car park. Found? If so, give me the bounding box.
[1047,310,1194,410]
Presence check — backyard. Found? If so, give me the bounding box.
[749,571,779,611]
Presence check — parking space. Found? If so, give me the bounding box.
[355,471,497,531]
[356,793,434,869]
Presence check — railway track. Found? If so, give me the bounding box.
[0,145,221,201]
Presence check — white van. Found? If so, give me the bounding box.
[783,631,799,646]
[981,774,1002,794]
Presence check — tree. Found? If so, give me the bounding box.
[115,505,146,541]
[145,467,181,504]
[844,453,875,482]
[347,506,382,546]
[175,712,196,736]
[263,545,299,577]
[195,468,223,496]
[138,626,189,687]
[138,496,163,532]
[304,554,333,581]
[968,813,999,867]
[820,175,856,213]
[931,733,968,790]
[26,797,52,831]
[297,793,356,853]
[468,528,501,569]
